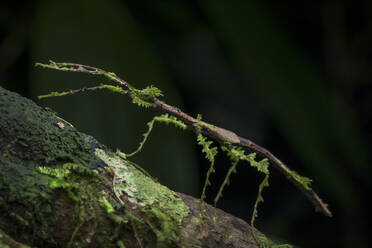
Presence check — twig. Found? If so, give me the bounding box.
[35,60,332,217]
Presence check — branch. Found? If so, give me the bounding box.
[35,60,332,217]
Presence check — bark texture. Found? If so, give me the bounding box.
[0,86,276,248]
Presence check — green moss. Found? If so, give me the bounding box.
[38,91,69,99]
[38,163,102,204]
[116,240,126,248]
[129,85,163,108]
[190,217,200,226]
[125,114,186,158]
[212,216,217,224]
[197,134,218,205]
[38,166,71,178]
[95,149,190,246]
[101,84,126,94]
[287,170,312,190]
[99,196,115,214]
[35,161,116,247]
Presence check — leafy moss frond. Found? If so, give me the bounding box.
[38,84,126,99]
[130,85,163,108]
[37,163,102,203]
[192,113,204,132]
[126,118,156,157]
[288,170,312,190]
[38,166,71,179]
[38,91,70,99]
[221,145,269,174]
[197,134,218,164]
[101,84,126,94]
[214,159,238,206]
[126,114,186,158]
[250,174,269,228]
[132,85,163,98]
[216,145,270,235]
[130,95,152,108]
[38,163,100,180]
[197,134,218,202]
[154,114,187,130]
[98,195,115,214]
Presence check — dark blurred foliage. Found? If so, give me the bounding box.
[1,1,371,247]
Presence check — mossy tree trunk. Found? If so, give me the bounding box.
[0,86,274,248]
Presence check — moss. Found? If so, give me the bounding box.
[116,240,126,248]
[197,134,218,204]
[0,156,53,243]
[130,85,163,108]
[100,85,125,94]
[99,195,115,214]
[37,162,117,247]
[38,163,103,204]
[287,170,312,190]
[125,114,187,158]
[190,217,201,227]
[38,91,69,99]
[95,149,190,247]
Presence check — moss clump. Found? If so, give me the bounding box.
[95,149,190,247]
[38,163,102,204]
[98,195,115,214]
[37,162,113,247]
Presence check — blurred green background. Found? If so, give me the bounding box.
[1,1,371,247]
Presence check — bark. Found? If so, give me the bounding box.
[0,86,278,248]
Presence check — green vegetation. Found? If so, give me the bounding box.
[125,113,187,158]
[197,134,218,203]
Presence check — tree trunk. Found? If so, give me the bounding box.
[0,86,278,248]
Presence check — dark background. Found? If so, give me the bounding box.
[1,1,371,247]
